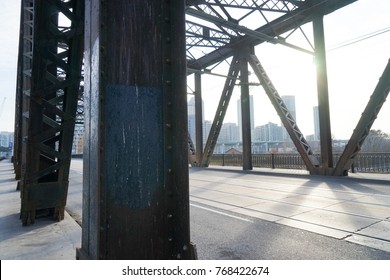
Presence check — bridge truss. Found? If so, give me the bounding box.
[12,0,390,259]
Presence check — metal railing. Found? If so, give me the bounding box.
[209,153,390,173]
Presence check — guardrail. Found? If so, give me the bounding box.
[209,153,390,173]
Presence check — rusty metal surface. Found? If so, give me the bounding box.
[79,0,195,259]
[19,0,84,225]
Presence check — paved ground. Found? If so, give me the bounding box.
[1,159,390,259]
[190,166,390,253]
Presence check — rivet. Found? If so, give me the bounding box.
[168,168,172,173]
[166,58,171,64]
[166,37,171,43]
[166,123,171,128]
[168,237,173,242]
[167,214,173,219]
[166,80,172,85]
[183,245,188,251]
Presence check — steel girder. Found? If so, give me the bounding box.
[201,53,241,166]
[19,0,84,225]
[14,0,33,183]
[333,60,390,176]
[186,0,357,70]
[247,52,319,173]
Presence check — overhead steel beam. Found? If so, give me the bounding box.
[188,0,357,70]
[78,0,196,260]
[333,59,390,176]
[186,8,314,55]
[247,52,319,173]
[200,53,240,167]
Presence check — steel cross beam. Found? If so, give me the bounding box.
[19,0,84,225]
[200,53,241,167]
[333,60,390,176]
[247,52,319,173]
[187,0,357,70]
[186,7,314,55]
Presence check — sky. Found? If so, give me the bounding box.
[0,0,389,141]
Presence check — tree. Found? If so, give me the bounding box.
[361,130,390,152]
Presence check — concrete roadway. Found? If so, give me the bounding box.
[67,159,390,259]
[1,159,390,259]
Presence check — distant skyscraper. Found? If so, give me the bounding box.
[313,106,320,141]
[187,97,204,145]
[218,122,240,143]
[281,95,296,120]
[237,95,254,141]
[281,95,296,141]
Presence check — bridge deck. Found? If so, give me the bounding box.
[1,159,389,259]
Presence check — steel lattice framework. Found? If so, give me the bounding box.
[12,2,390,261]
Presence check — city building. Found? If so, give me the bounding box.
[313,105,320,141]
[218,122,240,143]
[281,95,296,141]
[72,124,84,155]
[187,96,204,147]
[0,131,14,158]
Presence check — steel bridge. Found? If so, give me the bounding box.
[12,0,390,259]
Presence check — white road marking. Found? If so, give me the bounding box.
[190,203,253,223]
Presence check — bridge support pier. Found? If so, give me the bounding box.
[77,0,196,259]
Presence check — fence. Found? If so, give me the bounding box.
[209,153,390,173]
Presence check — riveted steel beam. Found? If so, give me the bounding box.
[194,73,204,165]
[78,0,196,260]
[188,0,357,70]
[247,52,319,173]
[313,14,333,173]
[19,0,84,225]
[333,59,390,176]
[14,0,33,183]
[200,53,240,167]
[239,50,253,171]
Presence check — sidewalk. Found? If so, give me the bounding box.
[0,160,81,260]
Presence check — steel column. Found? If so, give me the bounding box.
[194,73,203,165]
[333,60,390,176]
[13,0,31,183]
[239,51,253,170]
[19,0,84,225]
[78,0,196,259]
[313,15,333,172]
